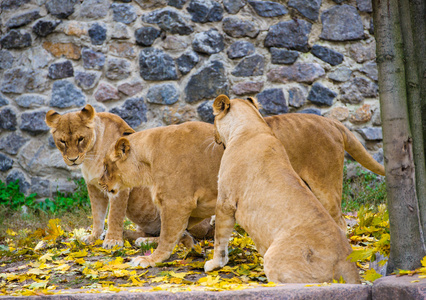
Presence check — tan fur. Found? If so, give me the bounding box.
[204,96,360,284]
[45,105,209,248]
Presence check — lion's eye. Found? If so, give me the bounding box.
[78,137,84,143]
[60,139,66,145]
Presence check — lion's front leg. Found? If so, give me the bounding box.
[130,200,193,268]
[82,184,108,244]
[103,189,130,248]
[204,197,236,272]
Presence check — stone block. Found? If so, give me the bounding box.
[265,19,311,52]
[111,3,137,24]
[270,48,299,65]
[110,22,130,39]
[248,1,288,17]
[168,0,187,9]
[356,127,383,141]
[110,98,147,128]
[105,57,131,80]
[162,36,188,51]
[197,100,214,123]
[75,71,100,90]
[231,54,265,77]
[46,0,78,19]
[288,86,306,108]
[0,93,9,107]
[360,61,378,81]
[350,104,372,124]
[0,29,32,49]
[6,170,30,193]
[187,0,223,23]
[42,42,81,60]
[15,94,46,108]
[176,51,199,75]
[325,106,349,121]
[118,81,143,96]
[0,133,29,155]
[48,60,74,79]
[30,177,51,198]
[257,88,288,115]
[50,80,86,108]
[340,77,378,104]
[0,153,14,172]
[80,0,109,19]
[20,110,50,135]
[94,82,120,102]
[147,83,179,105]
[349,42,376,63]
[5,9,41,28]
[307,82,336,106]
[142,8,193,35]
[89,23,107,45]
[223,0,246,14]
[185,60,228,103]
[320,5,364,41]
[223,17,259,38]
[192,29,224,55]
[232,81,264,96]
[162,103,196,125]
[0,50,15,69]
[1,0,31,11]
[227,41,255,59]
[288,0,321,21]
[298,108,321,115]
[311,45,344,66]
[81,48,105,70]
[33,19,62,37]
[139,48,178,80]
[135,27,161,47]
[267,63,325,84]
[357,0,372,12]
[328,66,352,82]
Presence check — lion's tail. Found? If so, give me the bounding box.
[334,121,385,176]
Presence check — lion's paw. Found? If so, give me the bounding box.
[81,234,99,245]
[204,259,219,273]
[130,256,154,268]
[102,238,124,249]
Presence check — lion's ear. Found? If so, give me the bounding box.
[80,104,96,122]
[114,137,130,160]
[45,110,61,128]
[213,94,230,116]
[246,97,260,110]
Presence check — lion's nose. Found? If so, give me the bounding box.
[69,156,79,162]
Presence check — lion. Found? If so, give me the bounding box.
[45,105,209,249]
[204,95,361,283]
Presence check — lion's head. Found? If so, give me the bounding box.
[45,105,97,166]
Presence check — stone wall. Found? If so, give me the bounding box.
[0,0,382,198]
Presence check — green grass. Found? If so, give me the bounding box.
[342,161,387,212]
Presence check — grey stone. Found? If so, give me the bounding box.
[340,77,378,104]
[117,81,143,96]
[0,50,15,69]
[307,82,337,106]
[356,127,383,141]
[50,80,86,108]
[142,8,193,35]
[0,153,14,172]
[231,54,265,77]
[105,57,131,80]
[110,22,130,39]
[5,9,41,28]
[288,0,321,21]
[81,48,105,70]
[223,17,259,38]
[264,19,311,52]
[372,148,384,165]
[30,177,51,198]
[232,81,264,96]
[46,0,78,19]
[332,0,345,2]
[311,45,344,66]
[75,71,100,90]
[320,4,364,41]
[288,86,305,108]
[135,27,161,47]
[369,18,374,35]
[89,23,107,45]
[227,41,255,59]
[15,94,46,108]
[192,29,224,55]
[176,51,199,75]
[94,82,120,102]
[147,83,179,105]
[257,88,288,115]
[223,0,246,14]
[139,48,178,81]
[350,42,376,63]
[134,0,167,9]
[32,19,61,37]
[0,30,32,49]
[270,47,299,64]
[248,1,288,17]
[298,108,321,115]
[109,97,147,128]
[185,60,228,103]
[162,36,188,50]
[168,0,187,9]
[162,103,196,125]
[27,47,53,69]
[372,108,381,126]
[328,66,352,82]
[20,110,50,135]
[0,133,29,155]
[267,63,325,84]
[360,61,378,81]
[197,100,214,123]
[357,0,372,12]
[6,170,30,194]
[1,67,29,94]
[187,0,223,23]
[48,60,74,79]
[111,3,137,24]
[25,69,48,93]
[0,108,17,131]
[0,93,9,107]
[1,0,30,10]
[48,135,56,148]
[80,0,109,19]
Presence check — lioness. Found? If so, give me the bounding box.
[204,95,360,283]
[45,105,207,248]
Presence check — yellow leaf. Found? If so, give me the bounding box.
[411,280,420,283]
[363,269,382,282]
[69,249,88,258]
[113,269,130,278]
[74,258,86,265]
[39,253,54,263]
[6,229,17,236]
[262,281,276,287]
[169,271,189,279]
[421,256,426,267]
[34,241,46,252]
[54,264,70,273]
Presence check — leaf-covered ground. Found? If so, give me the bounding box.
[0,205,397,297]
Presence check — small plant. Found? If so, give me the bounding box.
[342,162,387,212]
[0,180,37,211]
